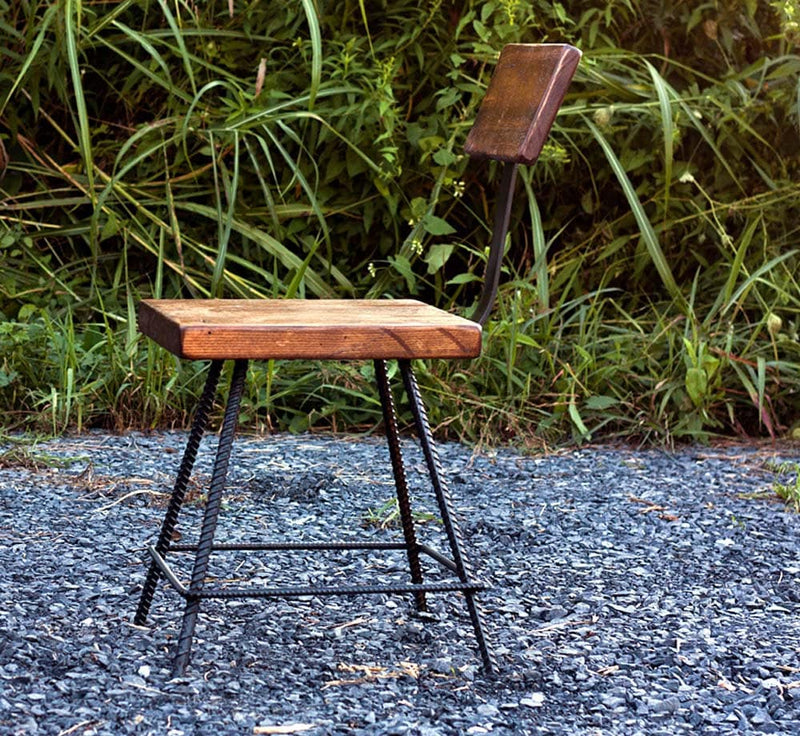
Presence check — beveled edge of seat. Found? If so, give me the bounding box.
[138,299,483,361]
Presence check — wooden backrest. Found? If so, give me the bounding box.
[464,44,581,165]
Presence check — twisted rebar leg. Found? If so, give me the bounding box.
[172,359,248,676]
[399,360,496,673]
[134,360,224,626]
[375,359,427,613]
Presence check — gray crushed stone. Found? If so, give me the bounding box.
[0,431,799,735]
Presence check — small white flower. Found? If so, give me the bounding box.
[593,107,613,127]
[767,313,782,336]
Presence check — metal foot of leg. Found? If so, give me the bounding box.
[375,359,427,613]
[399,360,497,673]
[135,361,223,626]
[172,359,248,676]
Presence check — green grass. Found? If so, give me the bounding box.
[765,460,800,512]
[362,498,440,530]
[0,435,84,470]
[0,0,798,444]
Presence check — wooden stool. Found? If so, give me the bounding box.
[133,43,581,676]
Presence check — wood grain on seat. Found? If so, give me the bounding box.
[139,299,482,360]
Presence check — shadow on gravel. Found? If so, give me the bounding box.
[1,432,799,735]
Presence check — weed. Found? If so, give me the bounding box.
[765,460,800,512]
[362,498,439,530]
[0,444,82,471]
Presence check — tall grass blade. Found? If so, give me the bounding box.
[0,5,55,117]
[299,0,322,108]
[521,171,550,310]
[64,0,96,214]
[173,202,335,297]
[209,131,240,297]
[104,21,189,103]
[721,249,798,317]
[156,0,196,96]
[357,0,375,57]
[645,60,674,213]
[586,117,683,306]
[705,216,759,323]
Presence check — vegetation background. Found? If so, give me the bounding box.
[0,0,798,447]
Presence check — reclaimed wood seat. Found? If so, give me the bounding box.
[138,299,482,360]
[134,43,581,677]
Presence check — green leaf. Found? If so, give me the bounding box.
[585,395,619,410]
[422,214,455,236]
[100,211,119,241]
[702,354,721,382]
[685,367,707,406]
[433,148,458,166]
[424,243,454,274]
[0,370,18,388]
[568,402,591,440]
[446,273,480,286]
[521,170,550,310]
[410,198,428,221]
[388,254,416,291]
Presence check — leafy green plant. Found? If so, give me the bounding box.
[362,497,439,530]
[765,460,800,512]
[0,434,83,470]
[0,0,798,443]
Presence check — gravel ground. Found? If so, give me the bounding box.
[1,431,799,735]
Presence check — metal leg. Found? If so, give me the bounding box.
[134,360,223,626]
[172,359,248,676]
[399,360,496,673]
[138,356,493,673]
[374,359,427,613]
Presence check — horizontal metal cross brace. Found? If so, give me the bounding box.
[167,541,458,573]
[147,546,487,600]
[169,540,411,552]
[191,580,489,600]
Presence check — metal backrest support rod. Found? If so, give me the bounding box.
[470,162,518,326]
[463,43,581,324]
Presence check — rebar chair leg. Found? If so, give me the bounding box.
[134,360,224,626]
[399,360,497,673]
[374,359,427,613]
[172,359,249,676]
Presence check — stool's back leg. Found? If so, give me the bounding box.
[399,360,497,673]
[173,359,249,676]
[374,359,427,613]
[134,360,224,626]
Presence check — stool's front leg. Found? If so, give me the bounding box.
[173,359,249,676]
[375,359,427,613]
[399,360,497,673]
[134,360,224,626]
